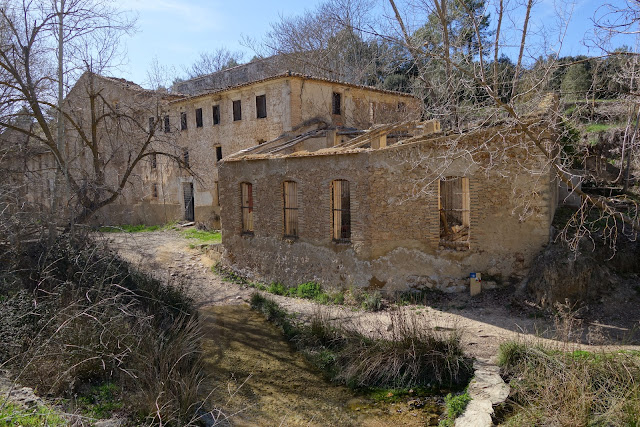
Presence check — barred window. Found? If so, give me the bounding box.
[241,182,254,233]
[331,180,351,242]
[439,177,470,248]
[283,181,298,237]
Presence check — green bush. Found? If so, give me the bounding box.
[361,291,383,311]
[439,390,471,427]
[291,281,322,299]
[0,403,66,426]
[268,282,287,295]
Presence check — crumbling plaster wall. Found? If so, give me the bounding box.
[169,79,294,226]
[289,79,420,130]
[219,127,556,293]
[63,73,180,226]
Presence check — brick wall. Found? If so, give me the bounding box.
[219,125,556,293]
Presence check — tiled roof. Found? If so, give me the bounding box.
[169,72,417,104]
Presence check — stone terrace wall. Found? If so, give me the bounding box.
[220,125,556,293]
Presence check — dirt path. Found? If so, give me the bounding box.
[101,230,640,425]
[101,230,640,361]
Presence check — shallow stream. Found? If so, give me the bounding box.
[200,304,444,426]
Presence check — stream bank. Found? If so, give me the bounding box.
[200,304,443,426]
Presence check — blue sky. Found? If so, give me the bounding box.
[116,0,637,88]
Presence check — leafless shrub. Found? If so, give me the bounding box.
[0,235,208,424]
[553,300,584,348]
[249,293,473,389]
[498,340,640,425]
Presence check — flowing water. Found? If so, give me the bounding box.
[200,305,444,426]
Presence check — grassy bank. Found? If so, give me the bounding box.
[250,293,473,391]
[0,235,207,425]
[215,263,388,310]
[496,341,640,425]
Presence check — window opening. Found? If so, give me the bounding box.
[150,153,157,169]
[212,105,220,125]
[152,183,158,198]
[183,182,194,221]
[164,115,170,132]
[439,177,470,248]
[233,100,242,121]
[332,92,341,115]
[180,112,187,130]
[331,180,351,242]
[241,182,254,234]
[256,95,267,118]
[216,146,222,162]
[183,148,190,167]
[195,108,203,127]
[283,181,298,237]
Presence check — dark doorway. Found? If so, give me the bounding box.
[183,182,194,221]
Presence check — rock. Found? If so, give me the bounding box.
[407,399,424,409]
[455,358,509,427]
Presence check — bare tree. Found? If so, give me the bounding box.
[246,0,406,86]
[0,1,187,227]
[379,0,640,248]
[182,47,244,79]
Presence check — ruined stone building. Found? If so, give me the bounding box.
[164,73,420,226]
[3,67,420,228]
[218,118,559,293]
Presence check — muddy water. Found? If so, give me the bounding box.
[200,305,443,426]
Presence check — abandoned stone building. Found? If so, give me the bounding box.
[3,67,420,228]
[61,73,183,225]
[165,73,420,226]
[218,119,558,293]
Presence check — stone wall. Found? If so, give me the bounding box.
[61,73,181,227]
[166,76,420,228]
[219,126,556,293]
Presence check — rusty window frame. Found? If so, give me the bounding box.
[283,181,298,238]
[331,179,351,242]
[241,182,254,234]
